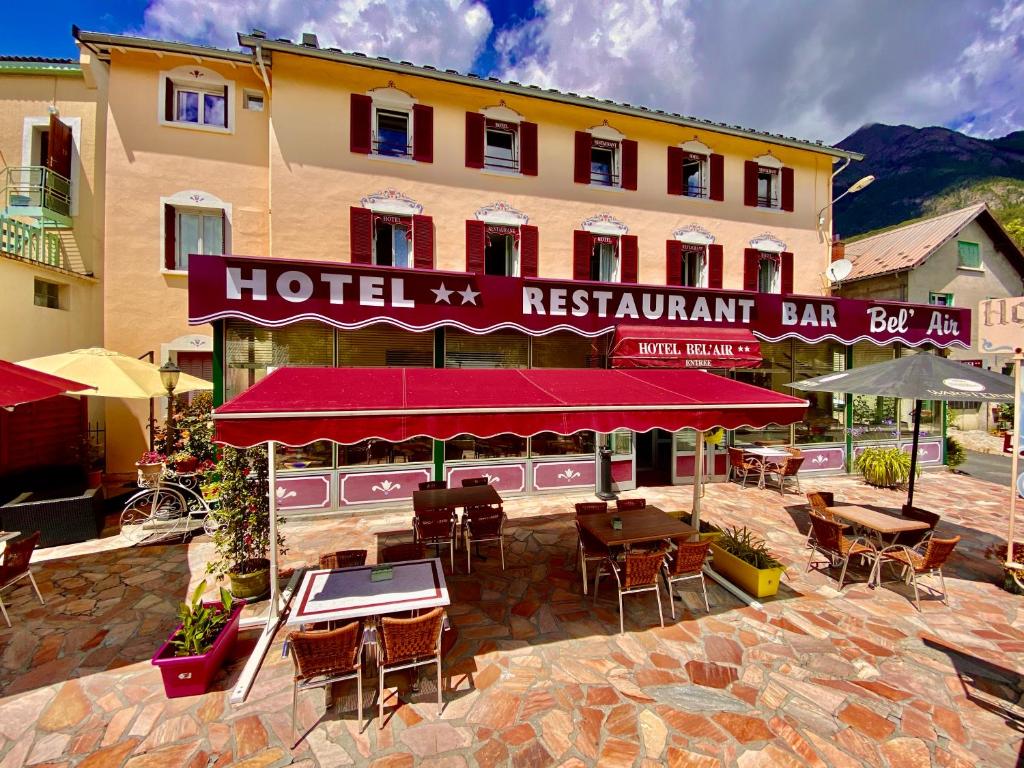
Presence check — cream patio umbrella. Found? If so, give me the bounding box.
[17,347,212,398]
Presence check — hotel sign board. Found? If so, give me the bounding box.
[188,254,971,348]
[979,297,1024,354]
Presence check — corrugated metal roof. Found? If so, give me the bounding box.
[843,203,989,281]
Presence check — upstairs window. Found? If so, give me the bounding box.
[175,208,224,271]
[929,292,954,306]
[485,120,518,172]
[373,214,412,268]
[352,88,432,162]
[590,139,619,186]
[33,278,63,309]
[757,167,780,208]
[485,225,520,276]
[757,253,780,293]
[744,156,792,211]
[375,109,410,157]
[682,153,707,198]
[162,67,232,131]
[680,244,705,287]
[957,240,981,269]
[591,237,619,282]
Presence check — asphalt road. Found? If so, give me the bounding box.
[959,449,1014,486]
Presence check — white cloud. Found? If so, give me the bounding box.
[140,0,493,71]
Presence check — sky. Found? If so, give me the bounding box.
[4,0,1024,144]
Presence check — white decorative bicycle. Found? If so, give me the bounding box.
[119,468,219,545]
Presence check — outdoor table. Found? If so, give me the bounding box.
[743,447,791,488]
[825,505,929,547]
[577,505,697,549]
[412,484,502,512]
[287,557,450,627]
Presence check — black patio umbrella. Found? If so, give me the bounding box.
[790,353,1014,508]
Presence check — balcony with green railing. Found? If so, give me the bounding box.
[0,216,68,270]
[1,166,72,227]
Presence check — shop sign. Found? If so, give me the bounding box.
[979,297,1024,354]
[188,254,971,348]
[610,326,761,369]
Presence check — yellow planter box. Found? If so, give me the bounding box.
[709,543,784,598]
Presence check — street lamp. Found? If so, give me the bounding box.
[159,361,181,457]
[817,174,875,242]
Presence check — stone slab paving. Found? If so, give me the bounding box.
[0,472,1021,767]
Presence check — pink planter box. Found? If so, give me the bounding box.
[151,600,245,698]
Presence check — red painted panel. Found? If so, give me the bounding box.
[339,467,431,506]
[275,474,332,510]
[445,463,526,493]
[611,457,633,483]
[533,459,596,491]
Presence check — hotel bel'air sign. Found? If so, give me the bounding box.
[188,255,971,348]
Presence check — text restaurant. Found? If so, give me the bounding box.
[188,254,971,514]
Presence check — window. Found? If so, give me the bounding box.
[175,209,223,271]
[485,120,517,171]
[243,91,264,112]
[757,253,779,293]
[484,226,519,276]
[340,437,433,466]
[590,139,619,186]
[682,153,707,198]
[591,237,619,281]
[681,244,705,287]
[929,292,954,306]
[375,108,410,157]
[372,215,411,267]
[531,431,596,456]
[957,241,981,269]
[33,278,62,309]
[446,434,527,460]
[173,83,226,127]
[757,166,779,208]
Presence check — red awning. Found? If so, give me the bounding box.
[0,360,92,409]
[610,325,761,369]
[214,367,807,447]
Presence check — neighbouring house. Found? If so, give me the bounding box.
[839,202,1024,429]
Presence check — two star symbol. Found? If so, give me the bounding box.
[431,282,480,305]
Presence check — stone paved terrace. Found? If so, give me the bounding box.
[0,472,1022,767]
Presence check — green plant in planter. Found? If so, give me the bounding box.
[854,446,918,488]
[714,526,783,569]
[172,580,234,657]
[944,435,966,471]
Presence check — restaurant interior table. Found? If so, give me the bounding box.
[412,484,502,512]
[825,505,929,547]
[287,557,450,628]
[577,505,697,549]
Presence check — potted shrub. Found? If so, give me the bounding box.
[207,446,286,600]
[135,450,166,487]
[169,450,199,474]
[76,435,104,489]
[152,580,245,698]
[709,526,786,598]
[854,446,917,488]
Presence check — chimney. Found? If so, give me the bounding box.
[831,236,845,263]
[301,32,319,48]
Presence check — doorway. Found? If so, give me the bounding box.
[635,428,672,487]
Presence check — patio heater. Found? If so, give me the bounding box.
[159,360,181,456]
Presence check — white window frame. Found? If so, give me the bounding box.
[159,190,231,275]
[590,139,620,187]
[757,252,781,293]
[485,121,519,172]
[582,213,628,283]
[483,226,521,277]
[680,245,707,288]
[679,140,711,200]
[174,207,224,271]
[158,66,234,134]
[674,226,714,288]
[591,237,620,282]
[753,153,783,210]
[367,86,417,162]
[243,90,265,112]
[371,214,414,268]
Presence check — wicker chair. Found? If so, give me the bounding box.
[288,621,365,741]
[804,491,836,546]
[318,550,368,570]
[462,504,506,573]
[615,498,646,513]
[460,477,489,487]
[663,539,711,617]
[593,546,668,634]
[877,535,960,611]
[805,512,876,589]
[380,542,427,564]
[764,455,804,495]
[377,606,446,727]
[413,507,457,570]
[727,447,761,487]
[574,501,609,595]
[893,505,941,548]
[0,532,44,627]
[418,480,447,491]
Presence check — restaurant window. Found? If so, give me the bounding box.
[485,120,517,172]
[757,166,780,208]
[33,278,63,309]
[733,340,793,447]
[609,429,633,456]
[896,348,944,439]
[850,343,898,442]
[444,329,529,368]
[531,431,596,456]
[173,207,224,271]
[224,319,334,401]
[681,244,706,288]
[445,434,527,461]
[532,331,607,369]
[275,441,334,472]
[337,324,433,367]
[339,437,433,466]
[682,153,707,198]
[793,341,847,444]
[957,240,981,269]
[591,237,619,282]
[591,138,619,186]
[485,225,519,276]
[929,292,954,306]
[757,253,780,293]
[373,214,412,267]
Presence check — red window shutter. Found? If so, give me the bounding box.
[412,214,434,269]
[709,153,724,201]
[164,204,176,270]
[350,93,372,154]
[707,244,724,288]
[573,230,592,280]
[412,104,433,163]
[466,219,486,273]
[164,79,174,121]
[665,240,683,285]
[519,121,538,176]
[621,139,638,190]
[350,206,373,264]
[781,167,794,211]
[620,235,639,283]
[520,224,539,277]
[743,248,760,291]
[573,131,591,184]
[666,146,683,195]
[743,161,759,207]
[465,112,485,169]
[780,251,794,293]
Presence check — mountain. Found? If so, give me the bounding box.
[833,123,1024,244]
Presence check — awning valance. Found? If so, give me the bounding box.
[214,367,808,447]
[610,325,761,369]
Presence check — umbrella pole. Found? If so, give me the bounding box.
[268,441,280,621]
[692,430,705,530]
[906,398,922,510]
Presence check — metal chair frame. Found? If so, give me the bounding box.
[462,505,506,573]
[592,548,667,634]
[662,540,711,618]
[876,536,960,611]
[412,508,457,571]
[574,502,609,595]
[805,512,877,590]
[0,533,44,627]
[289,623,366,742]
[377,607,446,728]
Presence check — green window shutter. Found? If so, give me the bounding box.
[957,241,981,268]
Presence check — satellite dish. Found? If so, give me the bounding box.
[826,259,853,283]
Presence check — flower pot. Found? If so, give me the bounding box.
[136,461,165,488]
[173,457,198,474]
[86,469,103,489]
[709,543,784,598]
[152,600,245,698]
[228,559,270,600]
